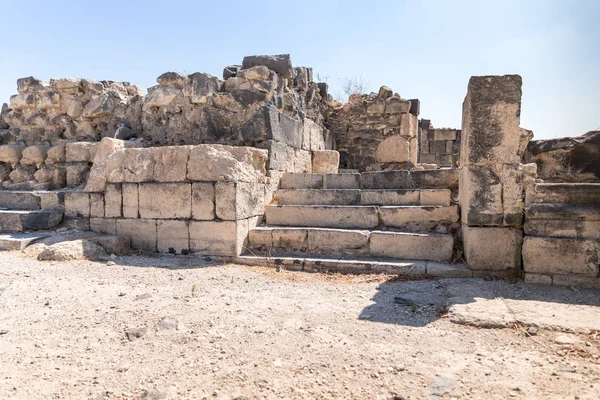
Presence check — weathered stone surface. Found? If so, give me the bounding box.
[122,148,155,182]
[21,145,48,166]
[104,183,122,218]
[89,193,104,218]
[45,143,67,165]
[361,169,459,189]
[157,220,189,254]
[263,141,295,172]
[64,192,90,218]
[308,228,369,253]
[187,145,267,183]
[523,236,600,276]
[117,218,157,252]
[274,189,360,206]
[279,113,303,149]
[65,142,96,163]
[312,150,339,174]
[375,136,410,163]
[525,130,600,183]
[122,183,139,219]
[293,149,312,173]
[461,75,532,165]
[89,234,131,255]
[525,203,600,221]
[215,182,264,220]
[360,190,420,206]
[0,144,25,165]
[82,93,116,118]
[242,54,293,78]
[323,173,360,189]
[529,183,600,205]
[191,182,215,220]
[370,231,453,262]
[462,226,522,270]
[280,173,323,189]
[187,73,221,104]
[189,219,251,256]
[524,219,600,240]
[90,218,118,235]
[84,138,128,192]
[66,163,90,188]
[138,183,191,219]
[38,239,107,261]
[420,189,451,206]
[266,205,379,229]
[9,166,36,183]
[152,146,190,182]
[143,86,180,109]
[380,206,459,229]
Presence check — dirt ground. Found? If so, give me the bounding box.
[1,251,599,400]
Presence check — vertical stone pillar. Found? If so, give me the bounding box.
[459,75,533,272]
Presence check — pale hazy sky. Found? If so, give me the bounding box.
[0,0,598,140]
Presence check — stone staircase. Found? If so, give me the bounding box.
[0,191,64,233]
[239,170,470,277]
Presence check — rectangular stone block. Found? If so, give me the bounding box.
[187,145,267,183]
[65,142,97,163]
[524,219,600,240]
[370,231,453,262]
[399,113,418,137]
[293,148,312,173]
[530,183,600,205]
[64,192,90,218]
[307,228,369,252]
[361,169,459,189]
[122,183,139,219]
[152,146,191,182]
[272,228,308,249]
[104,183,122,218]
[312,150,339,174]
[420,189,451,206]
[420,153,437,164]
[90,217,117,235]
[265,205,379,229]
[263,141,295,172]
[89,193,104,218]
[323,173,360,189]
[192,182,215,220]
[248,228,273,248]
[117,218,157,252]
[525,204,600,221]
[274,189,360,206]
[463,226,522,271]
[523,236,600,277]
[280,173,323,189]
[461,75,530,165]
[189,219,249,256]
[138,183,191,219]
[157,220,189,254]
[306,119,326,151]
[122,148,154,182]
[215,182,264,220]
[433,129,457,141]
[420,128,430,155]
[380,205,459,227]
[279,113,303,148]
[361,190,419,206]
[38,191,65,210]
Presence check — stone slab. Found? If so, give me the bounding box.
[323,174,361,189]
[191,182,215,220]
[215,182,264,220]
[0,191,41,210]
[525,204,600,221]
[64,192,90,218]
[419,189,451,206]
[360,190,420,206]
[523,236,600,276]
[0,210,63,233]
[273,189,361,206]
[370,231,454,262]
[361,169,459,189]
[279,173,323,189]
[122,183,139,219]
[529,183,600,205]
[379,205,459,228]
[138,183,191,219]
[157,220,189,254]
[265,205,379,229]
[462,226,522,271]
[0,233,50,250]
[524,219,600,240]
[104,183,122,218]
[116,218,157,252]
[189,219,249,256]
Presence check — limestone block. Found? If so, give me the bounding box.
[307,228,369,252]
[370,231,453,262]
[84,138,128,192]
[375,136,410,163]
[420,154,436,164]
[399,113,418,138]
[380,205,459,228]
[462,226,522,270]
[323,173,360,189]
[138,183,191,219]
[264,170,283,204]
[66,163,90,188]
[274,189,359,206]
[90,217,117,235]
[523,236,599,276]
[21,145,48,167]
[248,228,274,248]
[65,99,83,118]
[409,137,418,164]
[312,150,339,174]
[151,146,191,182]
[293,149,312,173]
[157,220,189,254]
[419,189,451,206]
[64,192,90,218]
[459,164,523,227]
[264,141,294,172]
[280,173,323,189]
[189,219,250,256]
[187,145,267,183]
[240,105,281,145]
[191,182,215,220]
[366,100,386,114]
[7,165,35,183]
[90,193,105,218]
[361,190,419,206]
[117,218,157,252]
[45,143,67,165]
[122,183,139,219]
[82,93,115,118]
[66,142,97,163]
[524,219,600,240]
[279,113,303,149]
[361,169,459,189]
[461,75,532,165]
[39,191,64,210]
[272,228,308,249]
[0,144,25,165]
[530,183,600,206]
[104,183,122,218]
[265,205,379,229]
[215,182,264,220]
[143,86,180,109]
[384,97,411,114]
[122,148,154,182]
[433,129,457,141]
[307,119,326,151]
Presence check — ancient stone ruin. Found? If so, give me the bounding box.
[0,54,598,288]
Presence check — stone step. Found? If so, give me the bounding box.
[273,189,451,206]
[360,169,459,189]
[524,219,600,240]
[530,183,600,205]
[0,210,64,233]
[230,255,470,277]
[247,226,454,262]
[526,204,600,221]
[0,190,66,211]
[0,232,51,250]
[280,173,361,190]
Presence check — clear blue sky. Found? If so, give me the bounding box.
[1,0,598,140]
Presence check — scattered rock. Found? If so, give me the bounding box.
[554,335,578,345]
[0,329,8,335]
[526,327,538,336]
[38,239,108,261]
[425,376,457,397]
[125,327,148,341]
[139,389,166,399]
[155,317,179,331]
[134,293,152,301]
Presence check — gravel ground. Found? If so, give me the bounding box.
[0,251,599,399]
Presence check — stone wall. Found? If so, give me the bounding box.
[327,87,419,171]
[524,130,600,183]
[418,120,461,167]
